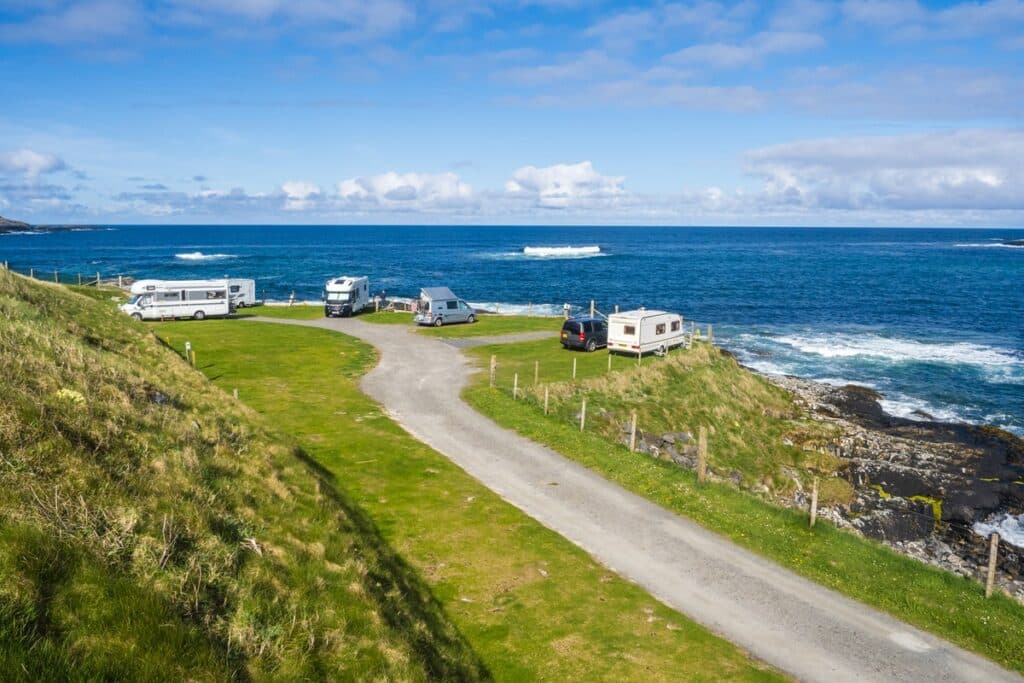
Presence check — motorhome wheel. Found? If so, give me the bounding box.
[131,313,142,321]
[193,310,206,320]
[434,317,444,327]
[468,314,476,324]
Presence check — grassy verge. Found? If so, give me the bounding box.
[0,270,484,680]
[463,341,1024,673]
[154,317,781,681]
[235,304,323,320]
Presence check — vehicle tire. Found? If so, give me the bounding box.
[657,344,667,356]
[586,339,597,352]
[434,317,444,327]
[193,310,206,321]
[236,302,245,308]
[131,313,142,321]
[467,314,476,324]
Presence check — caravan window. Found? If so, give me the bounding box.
[655,323,666,335]
[156,291,181,302]
[671,320,681,332]
[623,325,636,335]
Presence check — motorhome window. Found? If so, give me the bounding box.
[671,320,681,332]
[446,300,458,310]
[327,292,353,302]
[156,291,181,302]
[656,323,666,335]
[623,325,636,335]
[230,285,240,293]
[209,290,225,300]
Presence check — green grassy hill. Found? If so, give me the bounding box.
[0,268,486,680]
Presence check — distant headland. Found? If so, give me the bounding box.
[0,214,100,234]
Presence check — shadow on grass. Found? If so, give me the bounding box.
[291,446,492,682]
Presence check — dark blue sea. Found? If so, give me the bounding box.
[3,226,1022,435]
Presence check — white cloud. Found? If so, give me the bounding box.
[504,161,625,209]
[743,128,1024,210]
[0,0,143,44]
[281,180,321,210]
[336,171,473,210]
[494,50,631,85]
[0,149,68,176]
[666,30,824,69]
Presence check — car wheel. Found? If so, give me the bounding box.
[131,312,142,321]
[193,310,206,321]
[434,317,444,327]
[586,339,597,352]
[467,314,476,324]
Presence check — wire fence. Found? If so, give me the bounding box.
[0,261,131,288]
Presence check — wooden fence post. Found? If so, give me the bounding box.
[579,398,587,431]
[29,268,34,279]
[810,477,819,528]
[534,360,539,385]
[190,350,196,367]
[233,388,239,400]
[986,532,1000,598]
[697,426,708,483]
[528,302,533,317]
[489,355,496,388]
[708,324,713,345]
[513,372,519,400]
[572,357,577,379]
[607,353,612,373]
[544,386,549,415]
[590,299,595,317]
[118,275,123,288]
[629,411,637,452]
[77,273,82,285]
[54,270,59,283]
[95,272,100,285]
[614,304,619,314]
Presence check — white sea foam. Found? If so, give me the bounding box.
[974,513,1024,549]
[174,251,237,261]
[468,301,564,316]
[522,245,602,258]
[1,230,44,236]
[954,243,1024,249]
[878,395,965,423]
[773,333,1021,367]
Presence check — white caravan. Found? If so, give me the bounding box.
[120,279,231,321]
[324,275,369,317]
[608,309,686,356]
[228,279,256,307]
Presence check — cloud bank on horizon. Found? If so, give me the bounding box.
[0,0,1022,225]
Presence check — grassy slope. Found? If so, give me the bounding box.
[154,317,781,681]
[463,340,1024,673]
[0,270,485,680]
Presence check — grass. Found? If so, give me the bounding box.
[0,269,486,680]
[154,316,782,681]
[462,339,1024,673]
[476,339,843,497]
[363,309,563,338]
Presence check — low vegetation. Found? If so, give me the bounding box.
[0,269,486,680]
[153,316,781,681]
[463,338,1024,673]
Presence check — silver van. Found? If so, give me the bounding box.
[414,286,477,326]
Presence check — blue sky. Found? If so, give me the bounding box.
[1,0,1022,225]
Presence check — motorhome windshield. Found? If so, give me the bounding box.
[326,291,353,302]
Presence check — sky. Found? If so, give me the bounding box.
[0,0,1022,226]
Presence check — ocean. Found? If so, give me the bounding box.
[3,225,1022,436]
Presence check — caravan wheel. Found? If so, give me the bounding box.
[657,344,667,356]
[193,310,206,321]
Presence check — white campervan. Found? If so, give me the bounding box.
[120,279,231,321]
[608,309,686,356]
[324,275,369,317]
[228,279,256,307]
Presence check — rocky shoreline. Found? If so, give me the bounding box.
[0,214,101,234]
[765,373,1024,600]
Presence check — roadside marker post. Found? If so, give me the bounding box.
[185,341,192,364]
[579,398,587,431]
[697,426,708,483]
[629,411,637,452]
[544,386,549,415]
[810,477,819,528]
[534,360,539,385]
[708,324,714,345]
[489,355,496,388]
[572,357,577,379]
[986,533,1001,598]
[54,270,59,283]
[233,388,239,400]
[513,372,519,400]
[607,353,612,373]
[77,273,82,285]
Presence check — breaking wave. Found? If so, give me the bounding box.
[773,333,1021,368]
[974,514,1024,549]
[522,245,603,258]
[174,251,237,262]
[954,243,1024,249]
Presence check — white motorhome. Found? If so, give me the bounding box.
[324,275,369,317]
[228,279,256,307]
[120,279,231,321]
[608,309,686,356]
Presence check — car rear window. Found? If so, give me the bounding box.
[562,321,581,334]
